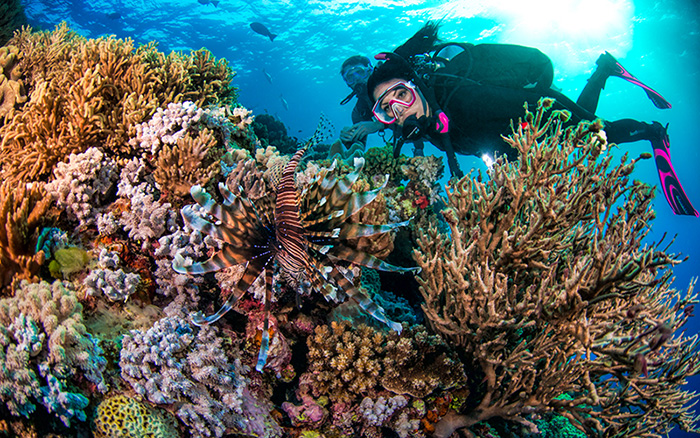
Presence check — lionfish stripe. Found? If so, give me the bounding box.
[328,247,421,274]
[191,286,246,326]
[302,209,345,227]
[338,221,409,239]
[181,206,251,248]
[255,268,274,372]
[174,246,251,274]
[327,264,402,333]
[190,185,216,210]
[307,258,339,301]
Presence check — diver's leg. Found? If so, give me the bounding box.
[605,119,697,216]
[576,55,611,113]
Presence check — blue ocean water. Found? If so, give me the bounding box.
[20,0,700,435]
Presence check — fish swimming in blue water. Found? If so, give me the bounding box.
[250,22,277,41]
[106,12,121,20]
[198,0,220,6]
[280,94,288,110]
[262,68,273,84]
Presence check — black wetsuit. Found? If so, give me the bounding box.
[426,43,660,161]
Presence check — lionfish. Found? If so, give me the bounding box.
[173,120,419,371]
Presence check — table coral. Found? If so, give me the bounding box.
[0,180,50,291]
[0,280,107,426]
[413,100,700,436]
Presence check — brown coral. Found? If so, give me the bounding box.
[0,23,236,183]
[413,100,700,436]
[0,180,50,292]
[0,45,27,120]
[301,321,466,405]
[93,395,180,438]
[154,128,221,198]
[346,190,395,260]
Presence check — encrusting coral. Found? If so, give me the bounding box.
[413,100,700,437]
[92,395,180,438]
[0,22,236,183]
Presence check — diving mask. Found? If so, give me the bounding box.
[371,81,418,125]
[342,64,373,89]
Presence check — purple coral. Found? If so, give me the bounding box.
[119,315,282,438]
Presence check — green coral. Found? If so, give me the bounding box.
[362,143,408,184]
[0,280,106,425]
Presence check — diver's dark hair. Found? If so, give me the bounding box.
[341,55,371,73]
[366,21,442,101]
[393,21,441,59]
[366,58,414,102]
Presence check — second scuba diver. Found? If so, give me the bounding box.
[365,22,696,217]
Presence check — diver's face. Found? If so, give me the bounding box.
[372,79,427,126]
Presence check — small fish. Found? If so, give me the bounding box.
[280,94,289,111]
[106,11,121,20]
[198,0,220,6]
[250,22,277,42]
[262,68,273,84]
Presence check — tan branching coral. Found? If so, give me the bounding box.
[0,181,50,292]
[0,45,26,120]
[414,100,700,437]
[301,321,465,404]
[0,23,236,183]
[154,128,221,198]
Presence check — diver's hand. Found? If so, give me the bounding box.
[340,121,383,144]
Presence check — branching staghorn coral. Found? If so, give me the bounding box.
[0,23,236,183]
[0,180,50,292]
[414,100,700,437]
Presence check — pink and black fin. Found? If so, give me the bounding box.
[601,51,672,110]
[650,123,698,216]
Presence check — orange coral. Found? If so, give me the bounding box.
[0,45,26,120]
[0,23,236,183]
[153,128,221,198]
[0,180,50,292]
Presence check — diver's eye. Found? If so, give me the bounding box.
[396,89,408,101]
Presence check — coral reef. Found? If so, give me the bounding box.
[0,45,27,120]
[252,113,299,154]
[0,180,50,292]
[44,147,119,227]
[120,315,281,438]
[0,23,236,183]
[414,101,700,436]
[153,128,221,198]
[92,395,180,438]
[0,280,107,426]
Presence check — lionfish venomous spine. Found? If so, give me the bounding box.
[174,142,419,371]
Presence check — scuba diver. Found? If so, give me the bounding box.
[339,55,426,156]
[339,55,384,149]
[365,22,696,217]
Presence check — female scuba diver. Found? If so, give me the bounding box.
[366,22,697,216]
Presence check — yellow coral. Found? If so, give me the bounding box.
[93,395,180,438]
